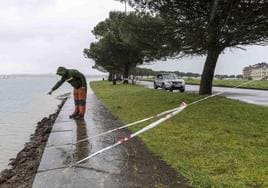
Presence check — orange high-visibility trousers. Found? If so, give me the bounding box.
[73,87,87,115]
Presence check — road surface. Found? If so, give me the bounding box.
[138,81,268,107]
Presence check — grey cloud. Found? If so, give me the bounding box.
[0,0,55,12]
[0,0,124,74]
[0,0,267,75]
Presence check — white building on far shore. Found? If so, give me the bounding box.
[243,62,268,80]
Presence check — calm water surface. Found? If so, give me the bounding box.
[0,76,72,171]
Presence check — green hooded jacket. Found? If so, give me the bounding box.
[51,67,87,91]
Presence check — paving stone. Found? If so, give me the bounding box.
[33,168,106,188]
[52,122,74,133]
[47,131,73,147]
[38,145,74,172]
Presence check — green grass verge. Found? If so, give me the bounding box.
[141,77,268,90]
[91,81,268,187]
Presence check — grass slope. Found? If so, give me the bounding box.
[91,81,268,187]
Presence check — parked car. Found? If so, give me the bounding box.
[154,73,185,92]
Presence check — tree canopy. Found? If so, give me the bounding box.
[117,0,268,94]
[84,12,143,82]
[84,11,176,82]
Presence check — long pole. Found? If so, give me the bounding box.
[125,0,127,14]
[209,0,220,23]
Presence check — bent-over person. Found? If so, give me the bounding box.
[48,66,87,120]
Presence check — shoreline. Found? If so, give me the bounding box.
[0,99,67,188]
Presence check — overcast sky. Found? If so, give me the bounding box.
[0,0,267,75]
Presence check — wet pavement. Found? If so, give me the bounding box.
[138,81,268,107]
[32,86,189,188]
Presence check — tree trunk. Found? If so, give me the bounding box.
[108,72,113,81]
[123,64,129,84]
[112,74,116,85]
[199,49,221,95]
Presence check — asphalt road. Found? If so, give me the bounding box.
[138,81,268,107]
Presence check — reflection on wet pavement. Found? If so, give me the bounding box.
[75,119,90,161]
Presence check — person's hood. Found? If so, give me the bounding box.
[56,66,68,76]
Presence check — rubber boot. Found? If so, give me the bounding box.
[74,114,84,120]
[69,112,79,119]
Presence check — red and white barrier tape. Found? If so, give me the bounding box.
[75,106,182,144]
[70,102,187,167]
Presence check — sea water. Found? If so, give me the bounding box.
[0,76,72,171]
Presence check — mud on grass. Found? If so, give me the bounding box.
[0,99,66,188]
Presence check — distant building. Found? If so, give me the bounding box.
[243,67,252,80]
[243,62,268,80]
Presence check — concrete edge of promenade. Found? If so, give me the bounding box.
[32,98,76,188]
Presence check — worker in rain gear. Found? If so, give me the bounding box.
[48,67,87,120]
